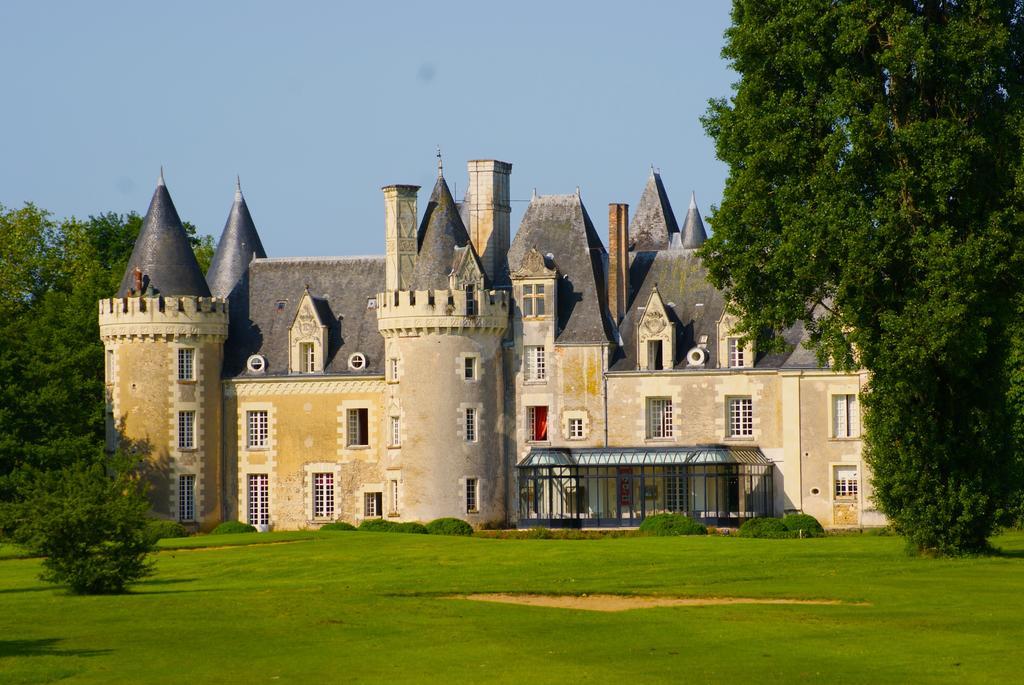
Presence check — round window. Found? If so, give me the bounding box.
[686,346,707,367]
[348,353,366,371]
[247,355,266,374]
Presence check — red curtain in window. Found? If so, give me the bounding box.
[534,406,548,441]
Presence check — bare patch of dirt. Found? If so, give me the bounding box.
[451,593,867,612]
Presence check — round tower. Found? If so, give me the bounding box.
[99,172,228,530]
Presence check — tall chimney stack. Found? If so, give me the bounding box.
[466,160,512,286]
[382,184,420,292]
[608,203,629,324]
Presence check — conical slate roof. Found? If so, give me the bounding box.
[207,179,267,299]
[680,191,708,249]
[629,170,680,251]
[117,172,210,297]
[410,175,477,290]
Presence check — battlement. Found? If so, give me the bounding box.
[376,288,509,337]
[98,295,229,341]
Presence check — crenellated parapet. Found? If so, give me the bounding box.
[98,296,229,342]
[376,288,509,337]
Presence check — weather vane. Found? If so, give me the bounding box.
[436,146,443,178]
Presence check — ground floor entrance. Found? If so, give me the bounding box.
[517,446,774,528]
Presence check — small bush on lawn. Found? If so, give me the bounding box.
[782,513,825,537]
[320,521,356,531]
[426,518,474,536]
[394,521,429,534]
[146,519,189,543]
[211,521,257,535]
[738,517,793,538]
[359,518,398,532]
[638,513,707,536]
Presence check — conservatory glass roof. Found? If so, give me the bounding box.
[518,446,770,468]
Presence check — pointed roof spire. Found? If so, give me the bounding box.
[158,166,165,186]
[116,173,210,297]
[680,191,708,249]
[410,174,479,290]
[630,169,680,251]
[207,176,268,299]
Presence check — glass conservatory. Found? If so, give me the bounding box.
[516,446,774,528]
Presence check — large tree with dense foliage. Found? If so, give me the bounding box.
[702,0,1024,554]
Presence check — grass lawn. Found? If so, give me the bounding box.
[1,530,1022,684]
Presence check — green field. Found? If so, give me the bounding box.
[2,531,1023,684]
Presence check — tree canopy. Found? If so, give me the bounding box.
[702,0,1024,554]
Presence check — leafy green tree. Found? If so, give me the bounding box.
[702,1,1024,554]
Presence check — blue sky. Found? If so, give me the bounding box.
[0,1,734,257]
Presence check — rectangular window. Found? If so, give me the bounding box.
[301,342,316,373]
[364,492,382,517]
[466,478,478,513]
[646,398,673,439]
[177,410,195,450]
[464,357,476,380]
[527,406,548,442]
[727,337,745,368]
[347,408,369,447]
[729,397,754,437]
[177,348,195,381]
[522,283,546,317]
[568,417,584,439]
[466,284,477,316]
[390,480,399,515]
[465,407,477,442]
[390,416,401,447]
[247,410,268,449]
[178,474,195,522]
[248,473,269,526]
[834,465,859,499]
[525,346,546,381]
[389,358,399,382]
[833,394,860,438]
[647,340,663,370]
[313,472,334,519]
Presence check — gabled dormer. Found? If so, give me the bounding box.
[289,288,328,373]
[717,309,754,369]
[510,247,557,321]
[637,285,674,370]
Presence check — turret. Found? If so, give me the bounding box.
[100,172,227,530]
[680,191,708,249]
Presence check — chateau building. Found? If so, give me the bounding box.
[99,160,880,531]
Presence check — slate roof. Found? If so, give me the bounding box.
[207,180,267,299]
[117,174,210,297]
[680,192,708,249]
[508,194,614,344]
[410,176,477,290]
[629,171,680,251]
[225,256,385,377]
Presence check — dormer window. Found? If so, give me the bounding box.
[300,343,316,373]
[289,290,328,374]
[728,337,745,368]
[466,284,477,316]
[522,284,545,317]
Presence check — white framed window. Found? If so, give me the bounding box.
[727,337,745,368]
[247,410,268,449]
[832,394,860,438]
[347,408,369,447]
[834,465,859,499]
[728,397,754,437]
[525,346,546,381]
[465,407,477,442]
[390,416,401,447]
[178,474,195,522]
[177,410,195,450]
[389,357,399,382]
[300,342,316,372]
[568,417,585,439]
[646,398,673,439]
[313,472,334,519]
[348,353,366,371]
[364,492,382,517]
[246,354,266,374]
[522,283,546,316]
[464,356,476,380]
[390,479,399,515]
[177,348,195,381]
[466,478,478,513]
[527,406,548,442]
[248,473,269,526]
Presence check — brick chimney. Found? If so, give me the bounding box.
[608,203,629,324]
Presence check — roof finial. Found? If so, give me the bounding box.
[158,166,165,187]
[689,191,697,209]
[532,187,537,199]
[235,175,242,200]
[436,146,443,179]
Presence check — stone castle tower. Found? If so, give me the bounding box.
[98,172,228,527]
[375,160,512,522]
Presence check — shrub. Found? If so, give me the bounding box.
[782,513,825,537]
[426,518,474,536]
[211,521,257,535]
[525,526,553,539]
[359,518,398,533]
[393,521,429,534]
[738,517,793,538]
[320,521,356,531]
[145,519,189,543]
[638,513,708,536]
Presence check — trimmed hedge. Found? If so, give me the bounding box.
[320,521,356,531]
[358,518,398,532]
[638,513,708,536]
[738,517,792,538]
[782,513,825,537]
[426,518,474,536]
[211,521,258,535]
[145,519,188,543]
[394,521,429,534]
